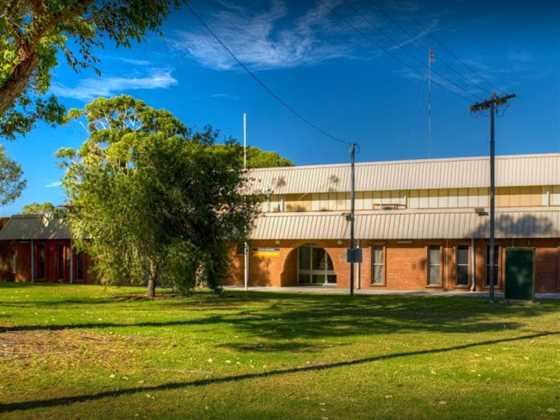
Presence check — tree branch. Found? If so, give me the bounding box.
[0,0,94,115]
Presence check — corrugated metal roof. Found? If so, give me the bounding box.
[0,215,71,240]
[248,153,560,194]
[250,208,560,240]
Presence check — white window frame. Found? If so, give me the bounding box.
[456,245,470,287]
[371,246,385,285]
[427,245,442,286]
[297,245,337,286]
[485,245,500,287]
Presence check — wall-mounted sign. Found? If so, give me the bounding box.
[253,247,280,257]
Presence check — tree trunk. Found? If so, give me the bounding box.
[146,259,158,299]
[0,52,38,115]
[147,276,156,299]
[0,0,94,115]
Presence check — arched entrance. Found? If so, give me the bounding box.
[297,245,337,286]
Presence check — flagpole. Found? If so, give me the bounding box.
[428,48,433,158]
[243,113,249,291]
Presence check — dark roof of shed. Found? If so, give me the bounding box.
[0,214,71,240]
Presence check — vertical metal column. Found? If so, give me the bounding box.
[243,112,249,291]
[488,93,496,302]
[349,143,356,296]
[30,239,34,283]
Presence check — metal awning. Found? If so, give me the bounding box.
[250,208,560,240]
[248,153,560,194]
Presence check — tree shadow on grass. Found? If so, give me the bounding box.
[217,295,560,341]
[0,289,263,312]
[220,341,331,353]
[0,330,556,414]
[0,316,225,334]
[1,294,559,339]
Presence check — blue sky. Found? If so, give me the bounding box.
[3,0,560,215]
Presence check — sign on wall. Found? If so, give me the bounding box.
[253,247,280,257]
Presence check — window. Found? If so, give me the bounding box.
[298,246,336,286]
[37,243,46,280]
[486,245,500,286]
[270,195,283,212]
[372,246,384,285]
[456,246,469,286]
[427,246,441,285]
[56,244,65,280]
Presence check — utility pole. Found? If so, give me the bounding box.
[243,112,249,291]
[348,143,359,296]
[470,93,516,303]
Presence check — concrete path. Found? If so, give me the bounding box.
[225,286,560,300]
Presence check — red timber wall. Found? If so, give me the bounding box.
[227,238,560,293]
[0,240,94,283]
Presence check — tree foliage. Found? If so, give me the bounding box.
[0,0,183,139]
[57,96,257,297]
[0,144,25,205]
[21,201,56,214]
[242,146,293,169]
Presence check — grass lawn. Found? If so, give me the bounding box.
[0,284,559,419]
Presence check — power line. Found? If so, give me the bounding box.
[364,1,490,98]
[341,2,482,104]
[372,2,506,97]
[187,3,351,147]
[346,1,482,102]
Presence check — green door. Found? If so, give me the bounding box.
[505,248,534,300]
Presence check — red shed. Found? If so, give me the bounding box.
[0,214,92,283]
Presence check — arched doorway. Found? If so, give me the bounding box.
[297,245,336,286]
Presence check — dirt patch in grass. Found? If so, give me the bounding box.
[0,330,152,369]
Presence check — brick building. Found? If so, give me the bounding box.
[228,153,560,293]
[0,214,92,283]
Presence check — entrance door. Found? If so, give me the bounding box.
[297,245,336,286]
[505,248,535,300]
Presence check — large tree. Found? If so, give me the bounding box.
[0,144,25,205]
[57,96,257,298]
[0,0,183,139]
[21,201,56,214]
[21,201,70,219]
[245,146,293,169]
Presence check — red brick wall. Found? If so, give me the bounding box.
[225,247,244,286]
[245,240,350,287]
[385,243,428,289]
[229,238,560,293]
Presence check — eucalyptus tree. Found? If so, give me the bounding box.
[0,0,184,139]
[0,145,25,205]
[58,96,257,297]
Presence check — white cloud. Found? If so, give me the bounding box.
[171,0,354,71]
[116,57,152,66]
[45,181,62,188]
[51,70,177,101]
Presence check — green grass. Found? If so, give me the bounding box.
[0,284,559,419]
